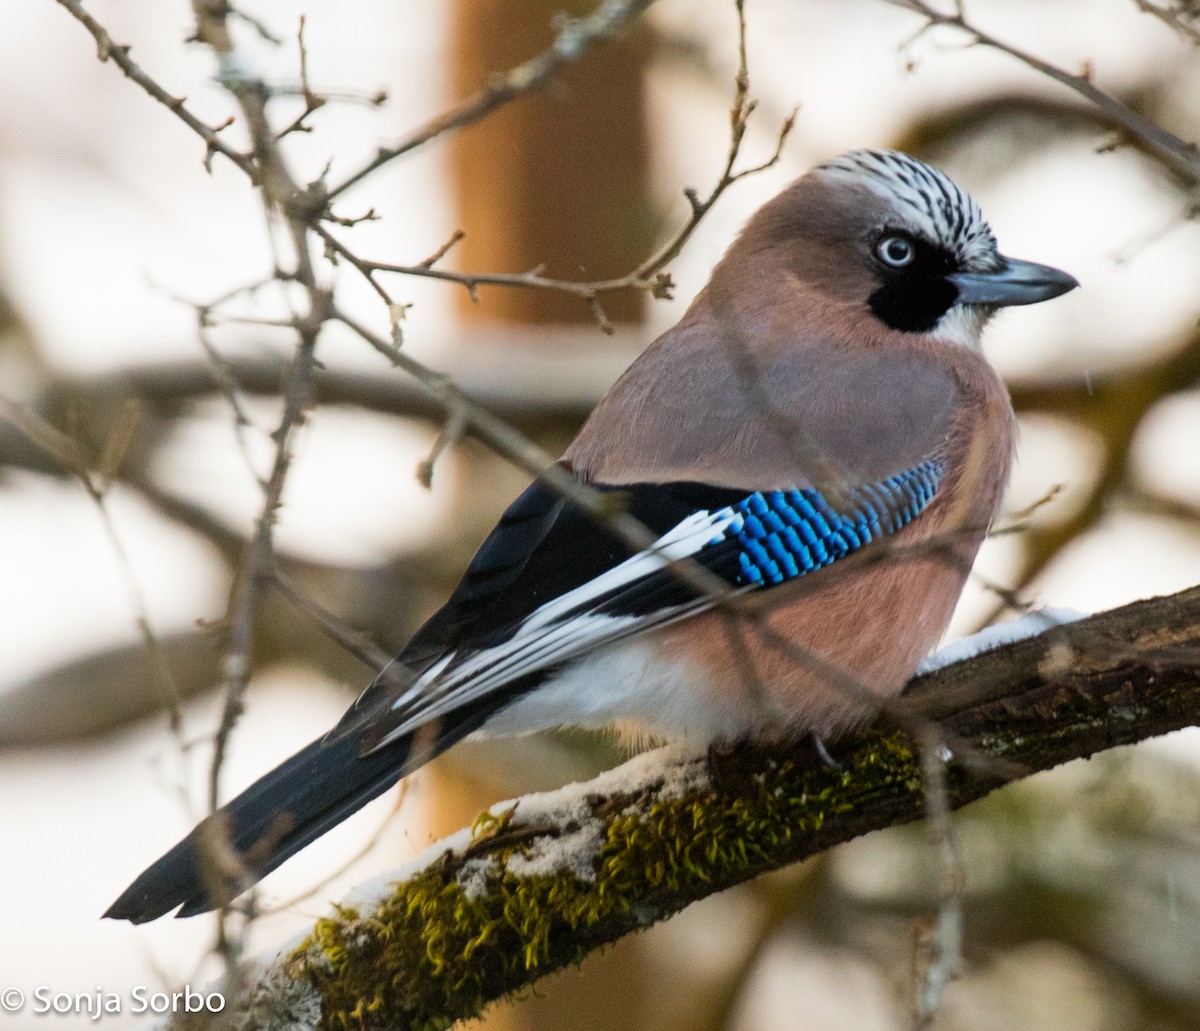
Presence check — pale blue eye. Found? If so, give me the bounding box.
[876,235,915,268]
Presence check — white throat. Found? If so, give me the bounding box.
[930,304,990,350]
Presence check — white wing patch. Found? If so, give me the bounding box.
[370,505,743,750]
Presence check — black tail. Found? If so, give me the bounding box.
[106,680,532,922]
[106,701,508,923]
[104,731,423,923]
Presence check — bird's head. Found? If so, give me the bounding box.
[724,149,1078,349]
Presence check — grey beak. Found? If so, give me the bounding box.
[949,256,1079,307]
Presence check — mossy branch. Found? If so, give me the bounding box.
[209,585,1200,1031]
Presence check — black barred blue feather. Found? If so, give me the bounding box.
[726,462,942,587]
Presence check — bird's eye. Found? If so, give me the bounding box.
[875,234,916,268]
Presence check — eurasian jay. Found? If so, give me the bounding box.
[106,149,1077,923]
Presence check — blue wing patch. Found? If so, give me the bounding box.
[725,461,943,587]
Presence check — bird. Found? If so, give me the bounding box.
[106,149,1077,924]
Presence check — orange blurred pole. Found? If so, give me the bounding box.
[450,0,653,326]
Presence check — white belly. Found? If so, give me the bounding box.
[475,636,759,746]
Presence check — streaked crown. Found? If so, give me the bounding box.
[816,149,1001,273]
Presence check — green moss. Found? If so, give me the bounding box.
[291,732,923,1031]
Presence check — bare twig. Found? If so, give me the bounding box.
[206,309,326,808]
[911,727,965,1029]
[227,2,283,46]
[270,569,394,673]
[1132,0,1200,45]
[0,395,186,737]
[418,229,465,269]
[884,0,1200,184]
[275,16,326,139]
[52,0,255,177]
[416,405,467,489]
[0,394,89,471]
[185,0,334,825]
[176,4,343,975]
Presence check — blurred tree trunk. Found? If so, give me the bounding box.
[450,0,653,325]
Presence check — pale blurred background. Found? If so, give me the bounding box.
[2,1,1200,1028]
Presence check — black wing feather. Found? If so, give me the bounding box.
[325,475,747,748]
[401,474,746,659]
